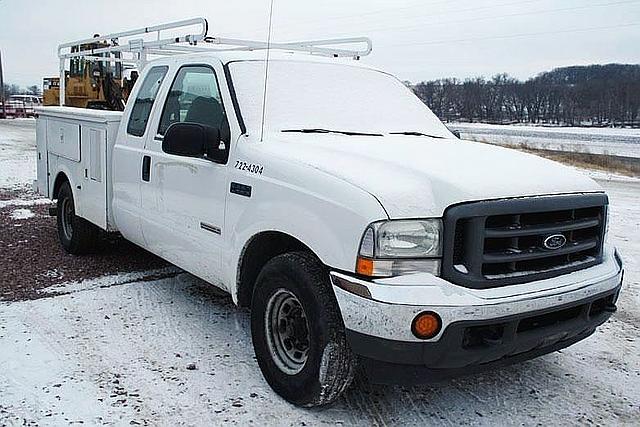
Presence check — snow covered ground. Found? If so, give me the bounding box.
[0,119,37,191]
[0,119,638,425]
[451,122,640,159]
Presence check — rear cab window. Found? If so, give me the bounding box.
[127,66,169,137]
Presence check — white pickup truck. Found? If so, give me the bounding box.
[35,20,624,407]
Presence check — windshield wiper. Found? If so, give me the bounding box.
[282,128,383,137]
[390,131,445,138]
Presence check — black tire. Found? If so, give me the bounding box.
[56,181,100,254]
[251,251,356,407]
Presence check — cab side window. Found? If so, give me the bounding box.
[126,66,168,137]
[157,65,230,143]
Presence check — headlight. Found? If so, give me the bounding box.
[376,220,442,258]
[356,219,443,278]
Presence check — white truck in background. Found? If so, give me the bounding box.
[2,94,43,117]
[35,19,624,407]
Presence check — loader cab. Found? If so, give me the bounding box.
[43,37,125,110]
[69,40,123,82]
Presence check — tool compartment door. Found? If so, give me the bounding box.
[35,117,50,197]
[80,124,108,229]
[46,119,81,162]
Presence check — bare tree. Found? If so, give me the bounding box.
[411,64,640,127]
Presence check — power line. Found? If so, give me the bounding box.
[282,0,640,39]
[397,0,640,33]
[381,21,640,48]
[283,0,465,26]
[277,0,546,34]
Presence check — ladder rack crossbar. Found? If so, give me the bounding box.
[203,36,372,58]
[59,35,206,59]
[57,17,208,54]
[55,17,372,106]
[205,37,372,59]
[57,17,372,63]
[70,55,138,66]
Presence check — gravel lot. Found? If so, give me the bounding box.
[0,119,638,425]
[0,189,170,301]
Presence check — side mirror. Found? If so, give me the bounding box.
[162,122,227,163]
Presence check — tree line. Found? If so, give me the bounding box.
[4,63,639,127]
[2,84,41,97]
[411,64,640,127]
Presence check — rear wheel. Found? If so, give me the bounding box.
[251,252,356,407]
[56,181,100,254]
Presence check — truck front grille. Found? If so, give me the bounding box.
[442,194,607,289]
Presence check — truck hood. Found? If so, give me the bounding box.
[262,134,602,218]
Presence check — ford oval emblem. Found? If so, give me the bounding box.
[543,234,567,250]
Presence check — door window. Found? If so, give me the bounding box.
[126,66,168,137]
[157,65,230,142]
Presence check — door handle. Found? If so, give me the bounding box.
[142,156,151,182]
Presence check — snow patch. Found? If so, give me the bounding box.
[10,208,35,220]
[452,122,640,159]
[0,198,51,209]
[575,167,640,183]
[0,120,37,190]
[230,60,451,137]
[38,269,64,281]
[43,267,181,295]
[454,264,469,274]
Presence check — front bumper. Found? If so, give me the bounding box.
[331,246,624,384]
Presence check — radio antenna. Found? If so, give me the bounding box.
[260,0,276,142]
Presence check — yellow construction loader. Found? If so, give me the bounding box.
[43,37,137,110]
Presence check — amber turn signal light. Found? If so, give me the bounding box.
[356,256,374,276]
[411,311,442,340]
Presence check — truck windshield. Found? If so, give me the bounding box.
[229,60,453,139]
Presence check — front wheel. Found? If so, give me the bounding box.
[56,181,100,254]
[251,252,356,407]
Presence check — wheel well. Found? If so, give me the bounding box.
[52,172,69,199]
[237,231,311,308]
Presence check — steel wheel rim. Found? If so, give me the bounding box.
[61,197,74,241]
[265,288,310,375]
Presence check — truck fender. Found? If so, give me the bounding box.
[51,167,83,218]
[226,203,367,306]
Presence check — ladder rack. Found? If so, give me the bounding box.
[56,17,372,105]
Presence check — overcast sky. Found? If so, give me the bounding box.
[1,0,639,87]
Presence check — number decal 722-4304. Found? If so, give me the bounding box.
[235,161,264,175]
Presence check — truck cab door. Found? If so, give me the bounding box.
[112,65,169,248]
[140,62,233,288]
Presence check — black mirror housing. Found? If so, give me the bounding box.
[162,122,227,163]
